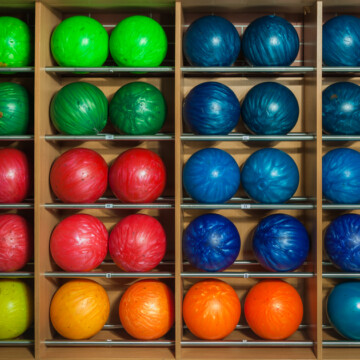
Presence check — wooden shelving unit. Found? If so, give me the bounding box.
[0,0,359,359]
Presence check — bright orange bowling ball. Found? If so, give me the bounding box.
[119,280,174,340]
[244,280,303,340]
[183,279,241,340]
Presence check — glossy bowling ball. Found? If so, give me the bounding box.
[109,148,166,203]
[241,82,299,135]
[51,16,108,67]
[183,148,240,204]
[183,213,240,272]
[110,15,167,67]
[0,148,30,203]
[242,15,299,66]
[0,82,29,135]
[50,82,108,135]
[252,214,310,272]
[119,280,174,340]
[241,148,299,203]
[183,82,240,135]
[109,82,166,135]
[323,15,360,66]
[183,15,241,66]
[327,282,360,340]
[325,214,360,272]
[245,280,303,340]
[322,148,360,204]
[0,16,32,67]
[0,214,32,272]
[50,279,110,340]
[0,280,33,340]
[183,279,241,340]
[50,214,108,272]
[109,214,166,272]
[322,82,360,135]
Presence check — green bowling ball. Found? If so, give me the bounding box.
[109,16,167,67]
[0,82,29,135]
[109,82,166,135]
[0,280,33,340]
[51,16,108,67]
[50,82,108,135]
[0,17,32,67]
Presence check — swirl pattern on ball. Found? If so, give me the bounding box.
[241,148,299,203]
[183,15,241,66]
[242,15,299,66]
[322,82,360,135]
[322,148,360,204]
[183,148,240,204]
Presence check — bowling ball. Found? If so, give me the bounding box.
[245,280,303,340]
[183,279,241,340]
[109,148,166,203]
[110,15,167,67]
[51,16,108,67]
[183,148,240,204]
[242,15,299,66]
[0,214,32,272]
[50,214,108,272]
[119,280,174,340]
[50,279,110,340]
[183,15,240,66]
[50,148,108,204]
[183,213,240,271]
[109,214,166,272]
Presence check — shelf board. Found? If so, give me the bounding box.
[181,66,315,74]
[44,340,175,347]
[181,272,314,278]
[44,271,174,278]
[0,135,34,141]
[45,66,175,74]
[44,133,174,141]
[181,133,315,141]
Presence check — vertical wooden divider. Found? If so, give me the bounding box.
[175,1,184,359]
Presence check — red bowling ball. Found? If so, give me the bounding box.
[0,214,32,272]
[109,148,166,203]
[50,148,108,203]
[109,214,166,272]
[50,214,108,272]
[0,148,30,203]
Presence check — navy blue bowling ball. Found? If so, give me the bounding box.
[183,15,241,67]
[183,148,240,204]
[242,15,299,66]
[183,213,241,272]
[325,214,360,272]
[241,82,299,135]
[252,214,310,272]
[241,148,299,204]
[323,148,360,204]
[327,282,360,340]
[323,82,360,135]
[323,15,360,66]
[183,82,240,135]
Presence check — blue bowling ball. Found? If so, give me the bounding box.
[183,213,241,272]
[323,15,360,66]
[183,15,241,67]
[183,82,240,135]
[323,82,360,135]
[241,148,299,203]
[323,148,360,204]
[183,148,240,204]
[327,282,360,340]
[253,214,310,272]
[241,82,299,135]
[242,15,299,66]
[325,214,360,272]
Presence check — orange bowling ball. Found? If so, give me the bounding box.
[50,279,110,340]
[244,280,303,340]
[119,280,174,340]
[183,279,241,340]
